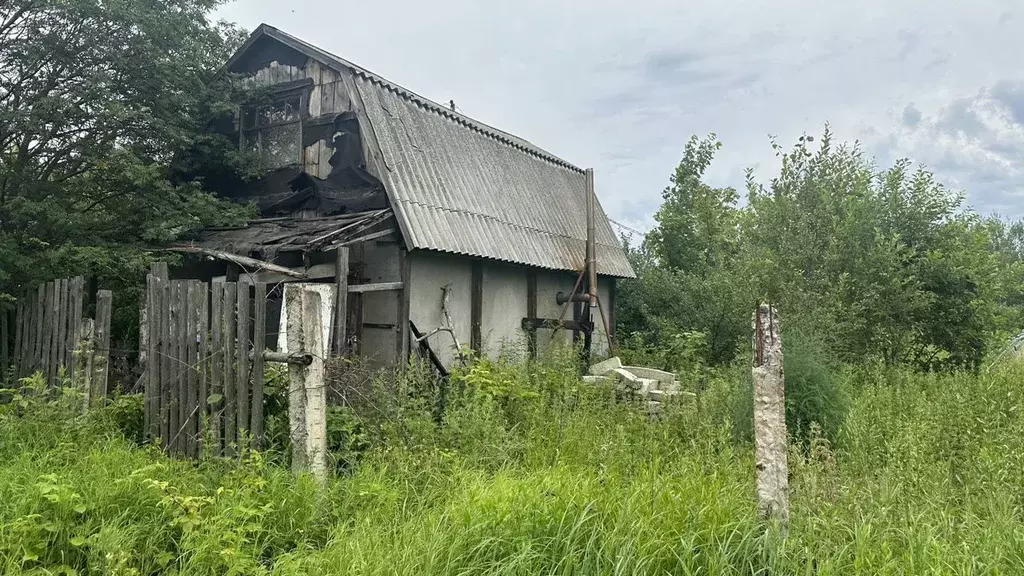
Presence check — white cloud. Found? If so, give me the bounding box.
[215,0,1024,223]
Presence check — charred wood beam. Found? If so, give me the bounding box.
[521,318,592,332]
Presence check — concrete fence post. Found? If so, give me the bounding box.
[285,285,328,483]
[752,303,789,529]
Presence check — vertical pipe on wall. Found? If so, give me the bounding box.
[585,168,598,308]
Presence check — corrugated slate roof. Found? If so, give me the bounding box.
[234,25,635,278]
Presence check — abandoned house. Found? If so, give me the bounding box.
[170,24,635,371]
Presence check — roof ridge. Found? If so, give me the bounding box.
[254,24,584,174]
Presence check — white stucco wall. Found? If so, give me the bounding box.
[408,250,615,368]
[408,251,473,368]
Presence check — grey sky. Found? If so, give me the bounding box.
[215,0,1023,231]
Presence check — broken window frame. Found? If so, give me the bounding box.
[240,79,312,169]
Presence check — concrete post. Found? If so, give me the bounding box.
[285,285,328,483]
[752,303,789,528]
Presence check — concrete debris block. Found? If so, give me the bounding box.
[637,378,657,397]
[621,366,676,384]
[648,389,664,402]
[661,381,681,395]
[610,368,643,390]
[647,400,662,415]
[589,356,622,376]
[582,375,610,385]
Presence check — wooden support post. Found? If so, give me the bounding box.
[223,282,237,456]
[236,282,251,453]
[470,260,482,354]
[251,282,267,449]
[92,290,112,407]
[285,285,328,482]
[752,303,789,529]
[396,249,410,365]
[608,281,617,350]
[332,247,349,356]
[526,270,537,359]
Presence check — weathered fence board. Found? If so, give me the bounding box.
[141,272,273,459]
[92,289,112,403]
[7,277,107,395]
[210,284,223,455]
[237,283,251,452]
[252,282,267,449]
[223,281,237,456]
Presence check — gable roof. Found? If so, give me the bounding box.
[228,25,635,278]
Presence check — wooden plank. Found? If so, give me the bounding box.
[210,283,224,456]
[69,277,85,382]
[252,282,267,449]
[521,318,585,331]
[92,290,112,407]
[54,279,68,385]
[63,278,75,380]
[348,281,404,294]
[526,270,538,359]
[63,278,75,379]
[151,261,169,280]
[329,228,396,249]
[33,283,45,374]
[182,282,195,457]
[144,275,155,440]
[159,278,172,448]
[396,249,410,365]
[223,281,237,456]
[332,247,349,355]
[197,282,210,457]
[236,282,251,452]
[169,281,182,454]
[177,281,190,455]
[41,281,54,385]
[471,261,483,354]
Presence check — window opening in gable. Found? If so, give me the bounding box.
[241,95,302,169]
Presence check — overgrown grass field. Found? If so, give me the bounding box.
[2,353,1024,575]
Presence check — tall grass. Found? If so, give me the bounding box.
[2,356,1024,574]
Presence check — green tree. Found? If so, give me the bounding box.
[0,0,253,318]
[618,135,750,366]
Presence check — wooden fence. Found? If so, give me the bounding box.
[2,277,112,400]
[145,271,267,458]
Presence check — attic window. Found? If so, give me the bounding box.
[241,95,302,169]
